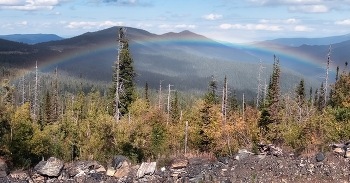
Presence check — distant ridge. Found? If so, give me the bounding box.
[0,34,64,45]
[0,26,337,96]
[264,33,350,47]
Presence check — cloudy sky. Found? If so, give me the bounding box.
[1,0,350,42]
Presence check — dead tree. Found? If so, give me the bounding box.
[32,61,39,121]
[256,60,265,109]
[158,80,163,109]
[166,84,174,125]
[114,27,126,122]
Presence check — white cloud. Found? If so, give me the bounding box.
[219,24,232,29]
[0,0,71,11]
[175,24,196,29]
[246,0,350,13]
[158,24,171,29]
[294,25,314,31]
[65,21,123,29]
[259,18,299,24]
[334,19,350,25]
[289,5,328,13]
[188,25,196,29]
[220,23,282,31]
[285,18,298,24]
[175,24,187,28]
[93,0,152,7]
[203,14,223,20]
[136,23,153,29]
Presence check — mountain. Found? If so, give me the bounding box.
[263,34,350,47]
[0,34,64,44]
[0,27,324,97]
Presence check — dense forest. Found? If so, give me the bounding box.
[0,30,350,171]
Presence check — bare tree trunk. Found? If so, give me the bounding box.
[185,121,188,155]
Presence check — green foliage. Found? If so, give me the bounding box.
[170,91,180,125]
[111,39,137,117]
[296,78,306,106]
[9,103,37,168]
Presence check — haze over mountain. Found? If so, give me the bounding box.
[0,34,63,45]
[2,26,349,97]
[263,34,350,47]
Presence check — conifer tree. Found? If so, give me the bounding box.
[170,91,180,125]
[145,82,150,107]
[199,76,219,152]
[295,78,306,106]
[317,82,326,111]
[42,91,53,127]
[259,55,281,136]
[53,68,58,122]
[110,28,136,120]
[230,89,238,111]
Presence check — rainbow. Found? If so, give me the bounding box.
[13,32,336,82]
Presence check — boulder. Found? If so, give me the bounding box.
[137,162,156,178]
[112,155,129,170]
[188,158,204,166]
[114,161,131,178]
[10,171,32,182]
[316,152,325,162]
[31,172,45,182]
[235,149,252,161]
[106,167,116,177]
[333,147,345,154]
[34,157,64,177]
[67,161,103,177]
[171,159,188,169]
[218,157,229,165]
[0,159,9,178]
[345,150,350,158]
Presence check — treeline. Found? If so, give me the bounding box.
[0,41,349,171]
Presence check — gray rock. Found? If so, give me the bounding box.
[10,171,32,182]
[67,161,103,177]
[218,157,229,165]
[112,155,129,170]
[34,157,64,177]
[171,159,188,169]
[0,159,9,178]
[316,152,325,162]
[137,162,156,178]
[235,149,252,161]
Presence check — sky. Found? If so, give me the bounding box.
[1,0,350,43]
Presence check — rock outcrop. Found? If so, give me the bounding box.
[2,147,350,182]
[34,157,64,177]
[0,159,9,178]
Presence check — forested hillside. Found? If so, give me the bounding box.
[0,27,350,171]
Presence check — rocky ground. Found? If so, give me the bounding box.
[1,146,350,183]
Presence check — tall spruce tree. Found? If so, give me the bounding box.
[110,28,136,119]
[259,55,281,136]
[170,91,180,125]
[295,78,306,106]
[199,76,219,152]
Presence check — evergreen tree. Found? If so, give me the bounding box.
[259,56,281,137]
[199,76,220,152]
[230,89,238,111]
[205,75,218,104]
[308,87,313,106]
[170,91,180,125]
[43,91,53,126]
[317,82,326,111]
[295,78,306,106]
[110,28,136,118]
[145,82,150,107]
